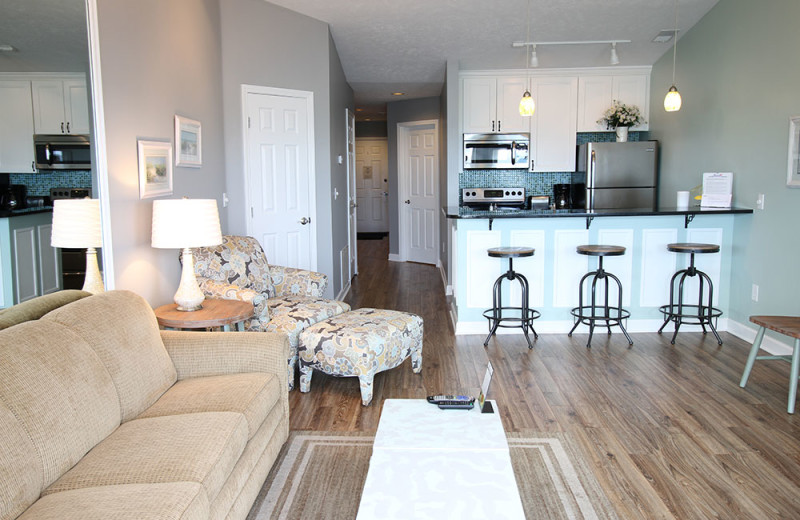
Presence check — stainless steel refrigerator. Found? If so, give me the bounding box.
[573,141,659,210]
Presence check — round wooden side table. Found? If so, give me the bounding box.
[154,299,254,331]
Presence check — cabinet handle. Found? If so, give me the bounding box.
[491,121,495,132]
[61,122,65,133]
[498,120,501,132]
[66,122,70,133]
[31,161,35,172]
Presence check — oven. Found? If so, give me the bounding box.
[462,187,526,211]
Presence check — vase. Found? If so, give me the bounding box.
[615,126,629,142]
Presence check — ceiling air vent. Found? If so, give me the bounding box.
[652,30,678,43]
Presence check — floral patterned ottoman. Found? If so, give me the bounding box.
[298,308,423,406]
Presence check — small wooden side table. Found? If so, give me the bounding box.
[154,299,254,331]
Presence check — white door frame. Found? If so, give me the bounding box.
[346,108,357,280]
[397,119,439,264]
[240,84,317,270]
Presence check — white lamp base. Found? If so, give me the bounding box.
[82,248,105,294]
[175,248,205,311]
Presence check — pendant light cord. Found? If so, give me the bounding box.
[525,0,531,90]
[671,0,679,85]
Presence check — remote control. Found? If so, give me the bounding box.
[427,395,473,404]
[438,400,475,410]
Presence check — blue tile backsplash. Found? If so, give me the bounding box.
[459,132,645,202]
[8,170,93,196]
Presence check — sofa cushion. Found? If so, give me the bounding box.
[0,290,91,331]
[0,405,43,520]
[18,482,209,520]
[42,290,177,422]
[44,412,248,504]
[137,373,280,440]
[0,321,120,493]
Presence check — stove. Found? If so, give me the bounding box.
[50,187,91,200]
[462,187,526,209]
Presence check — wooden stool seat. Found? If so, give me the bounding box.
[667,242,720,254]
[487,246,535,258]
[576,245,625,256]
[740,315,800,414]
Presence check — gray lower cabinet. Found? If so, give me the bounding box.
[0,212,61,307]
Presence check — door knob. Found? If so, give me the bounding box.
[404,200,410,204]
[299,217,311,225]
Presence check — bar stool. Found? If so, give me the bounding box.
[483,247,540,349]
[657,243,723,345]
[740,316,800,414]
[568,245,632,348]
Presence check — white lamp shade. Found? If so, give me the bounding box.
[151,198,222,249]
[51,198,103,248]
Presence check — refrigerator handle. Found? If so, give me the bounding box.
[588,149,596,209]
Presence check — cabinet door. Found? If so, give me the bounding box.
[577,76,613,132]
[462,77,496,134]
[31,80,67,134]
[530,76,578,172]
[12,226,38,303]
[496,77,531,134]
[37,223,61,295]
[613,75,649,130]
[0,81,36,173]
[64,79,90,134]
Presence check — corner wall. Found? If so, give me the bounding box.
[95,0,226,305]
[648,0,800,330]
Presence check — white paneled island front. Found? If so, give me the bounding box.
[445,207,753,337]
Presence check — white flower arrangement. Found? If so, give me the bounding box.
[597,100,645,129]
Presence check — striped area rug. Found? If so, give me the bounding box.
[248,431,619,520]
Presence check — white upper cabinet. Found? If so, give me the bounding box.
[0,81,36,173]
[462,76,530,134]
[577,73,650,132]
[529,76,578,172]
[32,76,89,135]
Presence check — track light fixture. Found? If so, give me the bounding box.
[512,40,631,67]
[610,42,620,65]
[530,44,539,68]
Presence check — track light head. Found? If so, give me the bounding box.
[610,42,620,65]
[530,45,538,67]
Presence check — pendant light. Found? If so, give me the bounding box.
[664,0,682,112]
[519,0,535,116]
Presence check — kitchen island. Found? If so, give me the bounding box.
[444,206,753,337]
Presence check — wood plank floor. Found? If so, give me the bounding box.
[288,237,800,519]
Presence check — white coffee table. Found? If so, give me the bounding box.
[357,399,525,520]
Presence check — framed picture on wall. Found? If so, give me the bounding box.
[137,139,173,199]
[787,116,800,188]
[175,115,202,167]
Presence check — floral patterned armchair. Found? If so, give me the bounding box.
[191,235,350,389]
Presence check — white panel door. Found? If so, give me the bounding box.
[0,81,36,173]
[530,76,578,172]
[13,226,38,303]
[461,77,496,133]
[552,229,589,308]
[577,76,613,132]
[640,228,678,307]
[406,126,438,265]
[613,75,649,131]
[246,92,313,270]
[31,80,66,134]
[64,79,90,134]
[355,138,388,233]
[496,77,530,134]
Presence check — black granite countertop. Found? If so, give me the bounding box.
[445,205,754,219]
[0,206,53,219]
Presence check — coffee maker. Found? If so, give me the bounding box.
[553,184,572,209]
[1,184,27,211]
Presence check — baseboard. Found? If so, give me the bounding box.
[438,264,452,295]
[455,318,730,336]
[336,282,351,302]
[448,301,458,330]
[727,319,794,356]
[388,253,402,262]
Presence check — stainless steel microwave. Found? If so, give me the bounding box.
[463,133,529,170]
[33,134,92,170]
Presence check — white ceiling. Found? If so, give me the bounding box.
[0,0,719,120]
[268,0,719,120]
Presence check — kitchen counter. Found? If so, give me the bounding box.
[445,205,754,219]
[0,206,53,219]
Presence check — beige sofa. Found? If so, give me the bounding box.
[0,290,290,520]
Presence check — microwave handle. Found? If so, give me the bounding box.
[511,141,516,165]
[44,144,51,164]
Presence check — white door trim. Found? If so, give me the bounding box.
[240,84,317,270]
[346,108,357,279]
[397,119,439,264]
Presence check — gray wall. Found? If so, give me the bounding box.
[96,0,226,305]
[328,33,355,296]
[648,0,800,328]
[219,0,352,298]
[386,97,442,255]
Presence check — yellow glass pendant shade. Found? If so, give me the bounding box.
[664,85,682,112]
[519,91,535,116]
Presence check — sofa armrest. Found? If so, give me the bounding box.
[270,265,328,298]
[197,277,270,326]
[160,330,289,389]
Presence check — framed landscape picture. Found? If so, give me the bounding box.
[175,115,202,167]
[137,139,173,199]
[788,117,800,188]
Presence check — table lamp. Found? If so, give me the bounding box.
[151,198,222,311]
[51,198,105,294]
